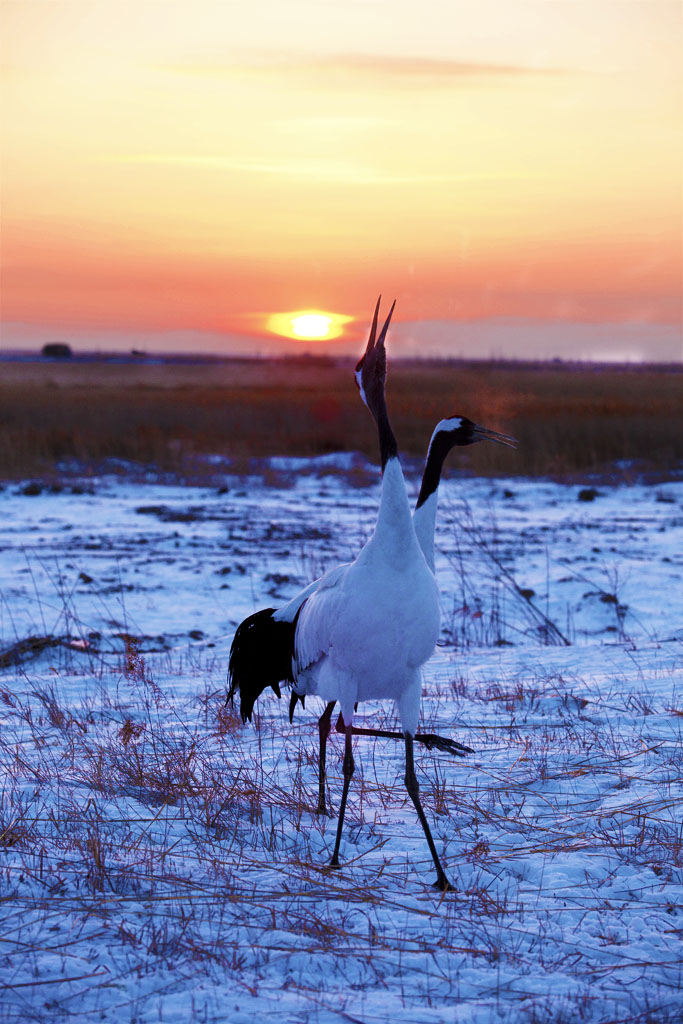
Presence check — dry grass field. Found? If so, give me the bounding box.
[1,356,682,480]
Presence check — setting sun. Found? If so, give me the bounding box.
[266,310,353,342]
[291,313,335,339]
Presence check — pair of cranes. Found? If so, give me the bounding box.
[227,298,515,891]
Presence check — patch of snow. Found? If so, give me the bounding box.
[1,465,682,1022]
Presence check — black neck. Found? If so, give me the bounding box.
[376,399,399,472]
[415,432,452,508]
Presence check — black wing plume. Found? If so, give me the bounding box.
[227,608,297,722]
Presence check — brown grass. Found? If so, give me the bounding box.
[1,356,682,479]
[1,635,681,1021]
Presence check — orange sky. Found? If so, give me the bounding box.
[1,0,681,359]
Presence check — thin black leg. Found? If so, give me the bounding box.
[329,721,355,868]
[316,701,336,815]
[404,731,454,892]
[334,711,473,757]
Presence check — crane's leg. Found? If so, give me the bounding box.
[316,701,336,815]
[329,721,354,869]
[334,712,473,757]
[404,731,454,892]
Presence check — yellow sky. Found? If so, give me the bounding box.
[1,0,681,357]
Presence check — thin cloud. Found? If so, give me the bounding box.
[293,53,564,79]
[162,51,565,82]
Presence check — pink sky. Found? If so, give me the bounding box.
[2,0,681,360]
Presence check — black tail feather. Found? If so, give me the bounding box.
[288,691,305,723]
[227,608,297,722]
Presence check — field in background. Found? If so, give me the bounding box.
[2,357,682,479]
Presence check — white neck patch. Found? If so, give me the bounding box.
[355,367,369,408]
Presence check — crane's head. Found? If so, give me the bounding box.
[431,416,517,451]
[416,416,516,509]
[355,295,396,413]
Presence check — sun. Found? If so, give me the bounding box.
[290,313,335,339]
[266,309,353,341]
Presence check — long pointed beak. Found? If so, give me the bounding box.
[376,298,396,351]
[471,424,518,448]
[363,295,382,359]
[356,295,395,373]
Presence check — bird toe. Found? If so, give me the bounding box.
[432,876,456,893]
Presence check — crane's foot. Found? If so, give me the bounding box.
[432,875,456,893]
[328,856,341,870]
[418,734,474,756]
[316,800,332,816]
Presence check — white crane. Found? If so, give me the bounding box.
[228,298,515,890]
[229,406,515,813]
[294,407,516,818]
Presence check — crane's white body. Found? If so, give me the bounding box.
[412,491,438,573]
[271,414,515,735]
[291,458,440,732]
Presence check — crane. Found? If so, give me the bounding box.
[228,298,515,889]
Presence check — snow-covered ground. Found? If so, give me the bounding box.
[1,460,682,1023]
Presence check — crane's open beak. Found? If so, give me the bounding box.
[357,296,396,370]
[471,424,518,448]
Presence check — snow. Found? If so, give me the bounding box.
[1,464,682,1022]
